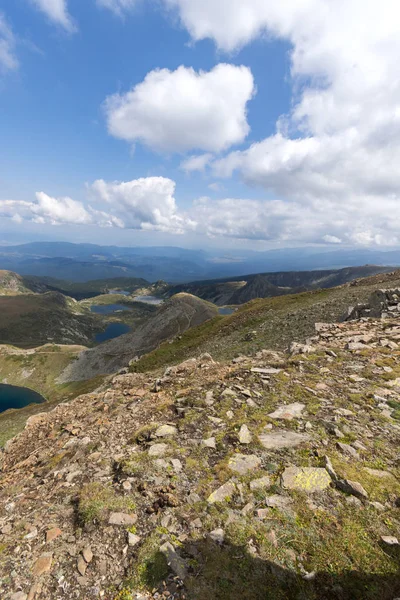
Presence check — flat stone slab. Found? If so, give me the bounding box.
[32,553,53,576]
[281,467,331,493]
[228,454,261,475]
[259,429,310,449]
[108,512,137,526]
[250,476,271,491]
[268,403,305,421]
[207,481,236,504]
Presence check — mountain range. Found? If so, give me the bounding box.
[2,241,400,282]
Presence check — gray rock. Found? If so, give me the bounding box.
[207,482,236,504]
[238,425,252,444]
[259,429,310,449]
[268,403,305,421]
[159,542,187,579]
[250,476,271,491]
[336,479,368,499]
[336,442,359,458]
[128,533,141,547]
[148,443,168,457]
[77,555,87,576]
[202,437,216,449]
[82,547,93,564]
[108,512,137,526]
[281,467,331,493]
[323,456,337,481]
[228,454,261,475]
[265,495,294,512]
[208,528,225,544]
[155,425,177,438]
[381,536,399,546]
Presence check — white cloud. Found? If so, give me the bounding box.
[165,0,400,247]
[190,195,400,247]
[0,13,18,72]
[0,194,92,225]
[104,64,255,153]
[90,177,195,233]
[96,0,138,16]
[180,153,213,173]
[30,0,76,32]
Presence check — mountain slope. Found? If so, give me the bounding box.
[166,265,392,305]
[0,270,33,295]
[0,307,399,599]
[0,292,101,348]
[60,293,219,381]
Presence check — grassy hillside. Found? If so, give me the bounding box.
[133,269,400,374]
[0,343,104,446]
[0,292,103,348]
[24,275,150,300]
[166,265,392,306]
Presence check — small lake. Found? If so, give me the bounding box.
[91,304,129,315]
[219,307,235,315]
[108,290,131,296]
[133,295,164,306]
[0,384,46,413]
[95,322,131,343]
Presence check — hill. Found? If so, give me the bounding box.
[166,265,393,306]
[0,270,33,295]
[59,293,219,382]
[0,291,399,599]
[25,276,150,300]
[0,291,102,348]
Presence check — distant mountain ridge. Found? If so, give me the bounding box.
[1,241,400,282]
[166,265,393,305]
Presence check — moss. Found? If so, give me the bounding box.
[331,455,400,502]
[126,532,169,590]
[77,482,136,525]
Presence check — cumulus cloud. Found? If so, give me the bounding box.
[180,153,213,173]
[104,64,255,153]
[190,195,400,246]
[0,177,196,235]
[0,193,93,226]
[30,0,76,32]
[90,177,196,233]
[96,0,138,15]
[0,13,18,73]
[167,0,400,246]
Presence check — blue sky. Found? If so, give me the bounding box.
[0,1,399,248]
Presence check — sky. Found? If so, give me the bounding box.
[0,0,400,249]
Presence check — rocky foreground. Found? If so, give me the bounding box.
[1,300,400,599]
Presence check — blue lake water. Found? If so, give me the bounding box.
[219,307,235,315]
[91,304,129,315]
[95,322,131,343]
[0,384,46,413]
[133,295,164,305]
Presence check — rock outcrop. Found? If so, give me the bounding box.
[345,288,400,320]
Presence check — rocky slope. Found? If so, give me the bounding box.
[0,293,399,599]
[0,271,32,296]
[59,294,219,382]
